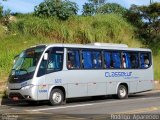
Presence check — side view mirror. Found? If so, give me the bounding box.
[14,55,19,64]
[43,53,48,60]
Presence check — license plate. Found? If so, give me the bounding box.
[13,97,19,101]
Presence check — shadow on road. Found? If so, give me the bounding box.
[1,95,9,105]
[1,93,151,107]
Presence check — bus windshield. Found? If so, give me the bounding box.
[11,46,45,76]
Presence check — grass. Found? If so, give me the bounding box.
[0,94,3,98]
[0,92,7,99]
[0,13,159,81]
[153,55,160,80]
[0,81,7,98]
[9,14,142,45]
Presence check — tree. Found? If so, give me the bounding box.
[82,0,107,15]
[140,3,160,45]
[125,4,143,27]
[34,0,78,20]
[82,3,95,16]
[0,4,3,18]
[88,0,107,8]
[97,3,127,16]
[126,3,160,48]
[0,0,8,17]
[138,3,160,23]
[0,0,9,18]
[138,3,160,36]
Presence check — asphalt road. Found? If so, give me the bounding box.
[0,90,160,120]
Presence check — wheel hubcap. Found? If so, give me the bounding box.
[52,92,62,104]
[119,87,126,97]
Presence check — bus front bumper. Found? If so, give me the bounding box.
[8,85,38,101]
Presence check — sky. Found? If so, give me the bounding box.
[0,0,160,14]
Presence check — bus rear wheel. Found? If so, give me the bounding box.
[117,85,128,99]
[49,88,64,106]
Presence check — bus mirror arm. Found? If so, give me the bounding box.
[44,53,48,60]
[13,54,19,64]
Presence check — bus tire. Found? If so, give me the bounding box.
[117,85,128,99]
[49,88,64,106]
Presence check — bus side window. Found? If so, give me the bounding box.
[67,49,80,69]
[92,51,102,69]
[112,52,121,69]
[104,52,111,68]
[130,53,139,69]
[82,51,92,69]
[37,59,47,77]
[37,50,50,77]
[122,52,140,69]
[140,52,151,68]
[47,48,63,72]
[122,53,131,69]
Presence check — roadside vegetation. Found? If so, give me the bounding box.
[0,0,159,81]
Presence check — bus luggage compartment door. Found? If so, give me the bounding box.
[68,83,87,98]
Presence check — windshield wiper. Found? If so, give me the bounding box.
[11,68,28,75]
[19,68,29,74]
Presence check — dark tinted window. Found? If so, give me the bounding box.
[82,50,102,69]
[37,47,64,77]
[140,52,151,68]
[63,47,153,71]
[104,51,111,68]
[104,51,121,69]
[130,53,139,68]
[122,52,139,69]
[92,51,102,68]
[82,51,93,69]
[112,52,121,68]
[67,49,80,69]
[47,47,64,73]
[37,59,48,77]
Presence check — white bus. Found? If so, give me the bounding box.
[7,43,154,105]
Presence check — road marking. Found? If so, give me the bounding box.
[0,112,52,115]
[57,116,85,120]
[84,106,160,120]
[91,115,111,120]
[51,114,85,119]
[27,103,93,112]
[91,96,160,106]
[27,96,160,112]
[115,106,160,114]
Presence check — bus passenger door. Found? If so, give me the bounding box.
[36,53,49,100]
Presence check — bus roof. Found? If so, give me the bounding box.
[34,43,151,52]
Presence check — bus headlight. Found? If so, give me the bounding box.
[21,84,34,90]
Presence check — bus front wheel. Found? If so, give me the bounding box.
[117,85,128,99]
[49,88,64,106]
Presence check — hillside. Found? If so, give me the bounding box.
[0,14,159,80]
